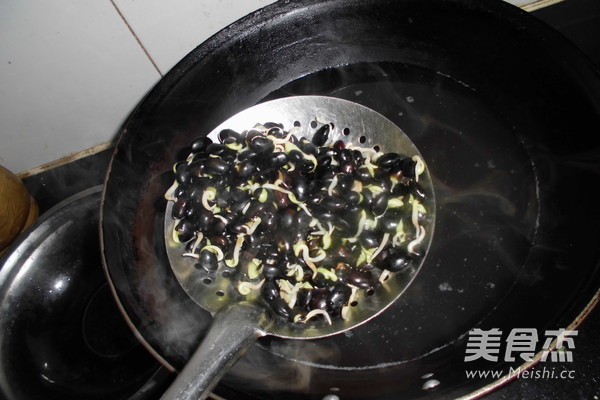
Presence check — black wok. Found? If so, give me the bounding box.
[100,0,600,399]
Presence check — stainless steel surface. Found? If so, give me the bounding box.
[0,186,169,400]
[162,96,436,399]
[165,95,435,339]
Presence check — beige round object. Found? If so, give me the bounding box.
[0,165,37,253]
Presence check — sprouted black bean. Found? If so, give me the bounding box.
[165,121,429,324]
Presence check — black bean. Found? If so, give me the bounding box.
[372,192,389,215]
[339,162,355,175]
[288,149,304,165]
[231,221,249,234]
[186,185,204,207]
[298,140,317,156]
[204,158,230,175]
[400,157,416,178]
[260,212,278,232]
[171,121,431,325]
[375,152,402,169]
[277,170,292,189]
[320,195,347,213]
[237,148,257,162]
[305,190,324,206]
[361,188,374,207]
[188,159,207,179]
[347,270,375,289]
[175,162,190,185]
[270,152,288,168]
[372,174,391,192]
[186,238,204,254]
[327,284,351,311]
[309,288,329,310]
[355,166,372,182]
[191,137,213,153]
[336,172,354,192]
[269,298,291,319]
[230,187,250,202]
[313,208,336,223]
[273,190,290,209]
[383,250,412,272]
[209,218,227,236]
[297,288,312,309]
[312,124,330,146]
[360,230,380,248]
[214,173,235,189]
[342,206,362,231]
[267,126,285,138]
[336,149,353,165]
[249,136,274,154]
[175,219,195,242]
[333,244,354,263]
[290,174,308,202]
[216,188,232,207]
[359,262,375,270]
[253,168,278,184]
[346,191,361,206]
[245,130,263,142]
[263,264,282,280]
[333,215,352,233]
[244,234,263,253]
[198,249,218,273]
[194,209,214,231]
[295,209,312,230]
[380,210,401,232]
[299,159,316,174]
[279,208,295,230]
[318,146,337,158]
[218,129,242,144]
[258,242,278,258]
[264,122,284,130]
[352,150,365,165]
[315,153,332,171]
[262,280,280,302]
[392,182,410,196]
[233,160,253,180]
[206,143,228,156]
[174,185,186,198]
[277,234,293,253]
[318,166,337,184]
[410,180,426,200]
[389,162,405,181]
[172,198,188,219]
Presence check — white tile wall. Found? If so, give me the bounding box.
[113,0,276,75]
[0,0,555,175]
[0,0,160,174]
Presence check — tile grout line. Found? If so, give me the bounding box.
[109,0,163,77]
[17,141,116,179]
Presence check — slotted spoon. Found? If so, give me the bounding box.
[161,96,435,400]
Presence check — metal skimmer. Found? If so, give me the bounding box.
[162,95,435,400]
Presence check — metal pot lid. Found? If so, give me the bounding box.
[0,186,171,400]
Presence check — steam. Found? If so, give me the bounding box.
[223,338,343,397]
